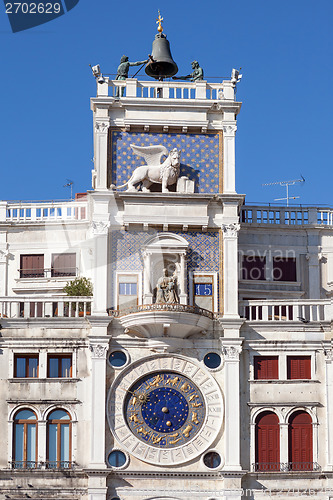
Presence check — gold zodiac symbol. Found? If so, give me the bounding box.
[182,425,193,438]
[191,402,202,408]
[169,437,182,445]
[137,427,150,437]
[189,394,199,402]
[147,374,162,388]
[152,435,163,444]
[129,414,142,424]
[166,376,179,386]
[191,412,199,424]
[180,382,191,393]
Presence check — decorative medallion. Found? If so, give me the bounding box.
[107,354,223,465]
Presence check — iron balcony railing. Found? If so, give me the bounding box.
[108,303,215,320]
[253,462,321,472]
[10,460,76,470]
[18,267,78,279]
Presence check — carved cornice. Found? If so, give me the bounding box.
[221,223,240,238]
[92,220,110,235]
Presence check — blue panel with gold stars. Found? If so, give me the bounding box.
[111,131,222,193]
[124,372,205,448]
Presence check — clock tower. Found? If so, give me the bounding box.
[89,23,243,500]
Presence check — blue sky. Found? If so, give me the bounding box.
[0,0,332,206]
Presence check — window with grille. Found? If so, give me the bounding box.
[51,253,76,277]
[20,254,44,278]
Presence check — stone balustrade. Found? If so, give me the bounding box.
[239,299,332,322]
[96,78,234,101]
[2,200,88,223]
[241,206,333,226]
[0,295,92,319]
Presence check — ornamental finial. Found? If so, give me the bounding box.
[156,10,163,33]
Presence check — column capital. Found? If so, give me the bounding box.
[222,124,237,136]
[89,342,109,359]
[324,349,333,362]
[94,120,110,134]
[92,220,110,235]
[0,249,9,263]
[221,222,240,238]
[220,339,243,361]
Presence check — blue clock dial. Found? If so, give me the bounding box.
[124,371,205,449]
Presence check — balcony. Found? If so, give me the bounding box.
[239,299,331,322]
[241,205,333,227]
[252,462,321,472]
[1,200,88,224]
[96,77,235,101]
[10,460,76,470]
[19,267,78,279]
[0,295,92,319]
[109,303,215,338]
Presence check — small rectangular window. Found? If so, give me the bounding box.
[273,257,296,281]
[47,355,72,378]
[242,256,266,280]
[51,253,76,277]
[20,255,44,278]
[117,274,138,310]
[254,356,278,380]
[287,356,311,379]
[14,355,39,378]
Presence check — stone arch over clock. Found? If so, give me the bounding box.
[142,233,188,305]
[107,354,224,466]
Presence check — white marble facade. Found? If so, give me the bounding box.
[0,73,332,500]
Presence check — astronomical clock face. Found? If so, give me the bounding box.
[107,355,223,466]
[124,372,205,449]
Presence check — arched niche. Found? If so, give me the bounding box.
[142,233,188,305]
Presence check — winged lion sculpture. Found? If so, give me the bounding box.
[116,144,181,193]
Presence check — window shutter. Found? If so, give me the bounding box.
[287,356,311,379]
[256,412,280,470]
[289,411,312,470]
[254,356,278,380]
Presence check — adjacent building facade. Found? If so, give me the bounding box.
[1,58,333,500]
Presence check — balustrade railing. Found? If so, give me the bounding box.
[239,299,331,322]
[241,206,333,227]
[97,78,233,101]
[108,303,215,320]
[10,460,76,469]
[253,462,321,472]
[0,296,92,319]
[4,200,88,223]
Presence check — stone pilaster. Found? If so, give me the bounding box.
[94,119,110,190]
[88,317,112,469]
[325,348,333,469]
[221,339,243,471]
[92,220,110,315]
[222,124,237,193]
[222,223,240,318]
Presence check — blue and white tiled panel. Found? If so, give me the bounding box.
[111,131,221,194]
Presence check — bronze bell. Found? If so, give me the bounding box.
[145,32,178,80]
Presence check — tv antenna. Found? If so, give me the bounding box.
[262,176,305,206]
[63,179,74,200]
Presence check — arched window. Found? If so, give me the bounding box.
[288,411,313,470]
[47,409,72,468]
[13,409,38,468]
[255,411,280,471]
